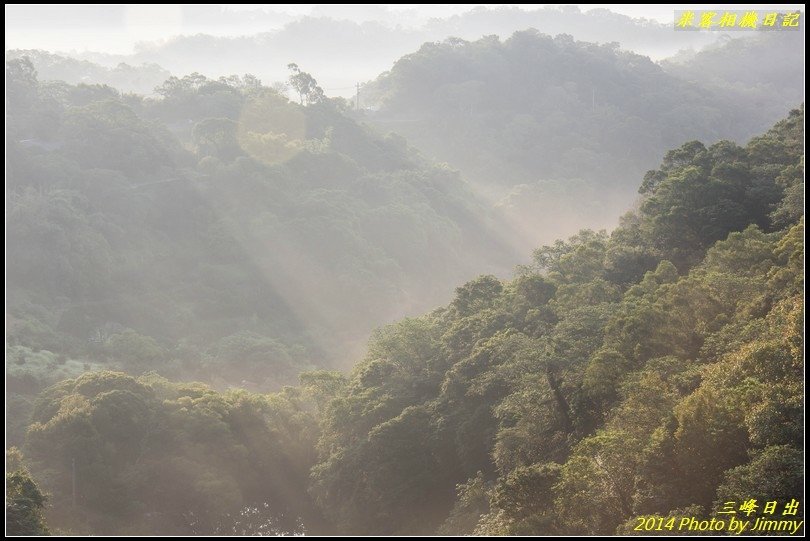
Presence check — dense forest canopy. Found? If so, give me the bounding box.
[364,30,803,252]
[305,107,804,535]
[6,57,516,395]
[7,90,803,533]
[4,7,805,537]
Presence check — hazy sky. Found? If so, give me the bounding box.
[6,4,803,54]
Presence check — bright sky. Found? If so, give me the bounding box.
[5,4,804,54]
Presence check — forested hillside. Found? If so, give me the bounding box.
[7,6,723,96]
[4,6,805,534]
[364,30,802,250]
[11,104,803,534]
[5,49,170,95]
[661,31,804,116]
[6,56,515,408]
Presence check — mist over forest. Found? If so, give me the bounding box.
[5,4,805,536]
[7,5,727,95]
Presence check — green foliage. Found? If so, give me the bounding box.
[479,462,561,534]
[192,118,242,161]
[306,110,804,534]
[5,47,804,538]
[6,49,170,95]
[450,275,504,317]
[632,139,783,270]
[61,100,176,174]
[556,429,641,533]
[6,346,108,448]
[714,446,803,513]
[24,371,323,535]
[437,473,490,535]
[661,32,803,121]
[106,331,165,370]
[365,31,795,251]
[204,331,309,389]
[287,64,325,105]
[6,60,513,393]
[6,468,50,535]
